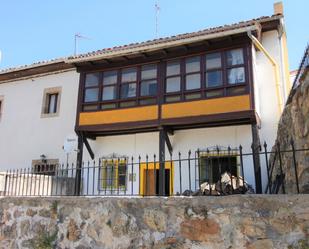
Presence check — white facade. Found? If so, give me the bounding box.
[0,70,79,169]
[0,20,290,195]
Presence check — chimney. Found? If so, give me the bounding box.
[274,2,284,15]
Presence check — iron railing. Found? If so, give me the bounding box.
[287,43,309,104]
[0,141,307,197]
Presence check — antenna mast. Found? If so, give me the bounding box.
[155,1,160,38]
[74,33,90,55]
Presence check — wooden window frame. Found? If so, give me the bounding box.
[100,159,127,191]
[80,45,250,112]
[82,63,159,112]
[198,151,240,185]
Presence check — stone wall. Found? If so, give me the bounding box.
[272,67,309,193]
[0,196,308,249]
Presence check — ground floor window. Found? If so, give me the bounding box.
[31,159,59,176]
[100,159,127,190]
[199,152,238,184]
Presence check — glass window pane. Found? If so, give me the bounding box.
[103,71,117,85]
[228,67,245,84]
[206,53,221,69]
[166,61,180,76]
[186,73,200,90]
[226,48,244,66]
[121,68,137,82]
[121,83,136,98]
[140,98,156,105]
[120,101,136,107]
[165,95,181,102]
[141,64,157,80]
[101,103,116,110]
[102,86,116,100]
[227,86,246,95]
[206,89,224,98]
[141,80,157,96]
[186,56,200,73]
[185,93,201,100]
[85,73,100,87]
[48,94,57,113]
[84,88,99,102]
[83,105,97,111]
[166,77,181,93]
[206,71,222,87]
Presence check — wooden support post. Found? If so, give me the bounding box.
[83,136,94,160]
[75,133,84,196]
[164,130,173,157]
[159,128,166,196]
[251,124,262,193]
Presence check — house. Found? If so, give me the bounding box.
[0,2,291,196]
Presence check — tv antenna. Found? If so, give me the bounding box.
[74,33,91,55]
[155,1,160,38]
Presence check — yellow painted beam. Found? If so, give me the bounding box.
[79,105,158,126]
[162,95,251,119]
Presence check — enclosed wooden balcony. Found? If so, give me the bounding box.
[75,38,257,137]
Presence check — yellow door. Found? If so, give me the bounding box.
[139,161,174,196]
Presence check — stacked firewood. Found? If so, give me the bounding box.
[182,172,254,196]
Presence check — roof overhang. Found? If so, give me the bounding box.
[66,26,258,64]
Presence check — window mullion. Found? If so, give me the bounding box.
[137,66,141,104]
[180,58,185,101]
[98,72,103,110]
[222,51,228,97]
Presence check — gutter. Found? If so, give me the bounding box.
[247,32,283,114]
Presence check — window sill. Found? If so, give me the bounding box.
[41,112,60,118]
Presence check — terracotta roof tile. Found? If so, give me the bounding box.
[0,14,282,75]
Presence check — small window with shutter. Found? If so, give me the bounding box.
[41,87,62,117]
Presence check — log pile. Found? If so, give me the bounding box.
[182,172,254,196]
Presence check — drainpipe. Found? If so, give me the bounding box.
[247,32,283,114]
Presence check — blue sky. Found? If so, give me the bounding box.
[0,0,308,70]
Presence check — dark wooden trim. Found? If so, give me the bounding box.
[74,73,84,132]
[164,129,173,156]
[76,110,256,137]
[159,127,166,196]
[82,135,95,160]
[75,132,84,196]
[78,43,251,113]
[251,124,262,194]
[0,62,74,82]
[76,36,250,72]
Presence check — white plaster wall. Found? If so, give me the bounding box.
[253,30,289,190]
[254,30,286,147]
[0,70,79,170]
[82,125,258,195]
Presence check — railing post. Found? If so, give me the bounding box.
[188,150,192,195]
[131,156,134,196]
[178,152,182,195]
[251,124,262,194]
[263,142,271,194]
[290,139,300,193]
[277,142,286,194]
[159,128,165,196]
[239,145,245,190]
[75,133,83,196]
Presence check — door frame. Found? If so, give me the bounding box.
[139,161,174,196]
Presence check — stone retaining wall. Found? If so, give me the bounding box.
[0,196,308,249]
[272,67,309,193]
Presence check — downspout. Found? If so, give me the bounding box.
[247,32,283,114]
